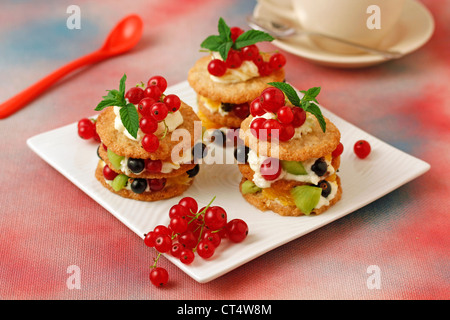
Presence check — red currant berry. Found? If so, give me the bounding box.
[149,267,169,287]
[260,157,281,181]
[241,45,259,61]
[291,107,306,128]
[144,85,162,101]
[103,164,118,180]
[138,97,157,117]
[178,197,198,215]
[208,59,227,77]
[277,106,294,124]
[354,140,371,159]
[92,122,101,142]
[233,103,250,119]
[262,119,282,141]
[154,234,172,253]
[170,242,182,258]
[269,53,287,70]
[78,118,93,129]
[150,102,168,121]
[169,216,188,234]
[196,240,215,259]
[179,249,195,264]
[250,98,265,117]
[226,219,248,243]
[148,178,166,191]
[252,54,264,67]
[204,206,227,230]
[125,86,145,104]
[258,61,273,76]
[145,159,162,173]
[169,204,189,219]
[144,231,158,247]
[139,117,158,134]
[250,117,266,139]
[147,75,167,93]
[203,230,221,247]
[226,49,243,69]
[153,225,171,236]
[279,123,295,142]
[142,134,159,153]
[260,87,285,113]
[332,142,344,158]
[163,94,181,112]
[178,231,198,249]
[78,123,95,139]
[230,26,244,42]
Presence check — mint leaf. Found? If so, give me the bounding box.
[268,82,326,132]
[95,98,117,111]
[218,40,233,60]
[217,17,231,41]
[201,35,223,51]
[119,103,140,139]
[268,82,300,106]
[119,74,127,95]
[233,30,274,49]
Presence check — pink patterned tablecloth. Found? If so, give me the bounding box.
[0,0,448,300]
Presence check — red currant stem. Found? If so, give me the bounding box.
[136,81,145,88]
[193,224,205,253]
[151,252,162,269]
[160,120,169,140]
[188,196,217,224]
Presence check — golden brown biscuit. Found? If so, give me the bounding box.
[96,102,201,160]
[95,161,194,201]
[239,176,342,216]
[239,116,341,162]
[97,145,196,179]
[188,54,285,104]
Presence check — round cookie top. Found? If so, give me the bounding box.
[188,54,285,104]
[239,115,341,162]
[96,101,201,160]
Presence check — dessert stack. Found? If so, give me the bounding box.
[94,74,202,201]
[237,83,343,216]
[188,17,286,138]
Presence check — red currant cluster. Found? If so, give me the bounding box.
[144,196,248,287]
[207,27,286,77]
[249,87,307,142]
[125,75,182,153]
[77,118,100,142]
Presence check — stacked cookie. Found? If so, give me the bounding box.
[94,75,202,201]
[188,18,285,134]
[237,84,343,216]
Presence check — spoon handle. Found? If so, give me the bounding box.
[0,50,107,119]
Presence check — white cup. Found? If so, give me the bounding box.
[258,0,406,54]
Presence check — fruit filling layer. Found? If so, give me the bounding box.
[247,148,336,188]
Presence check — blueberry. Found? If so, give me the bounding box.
[317,180,332,197]
[192,143,207,162]
[186,164,200,178]
[311,158,327,176]
[211,129,226,146]
[127,158,145,174]
[131,178,147,194]
[234,145,250,163]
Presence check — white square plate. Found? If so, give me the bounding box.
[27,81,430,283]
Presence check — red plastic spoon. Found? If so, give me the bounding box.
[0,14,143,119]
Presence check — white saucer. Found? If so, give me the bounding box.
[253,0,435,68]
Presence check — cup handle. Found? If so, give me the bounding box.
[256,0,298,22]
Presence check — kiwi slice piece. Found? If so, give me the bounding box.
[281,160,307,175]
[290,185,322,215]
[107,148,124,170]
[241,180,262,194]
[111,174,128,191]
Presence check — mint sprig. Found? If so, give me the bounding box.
[94,74,140,139]
[268,82,326,133]
[200,17,274,60]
